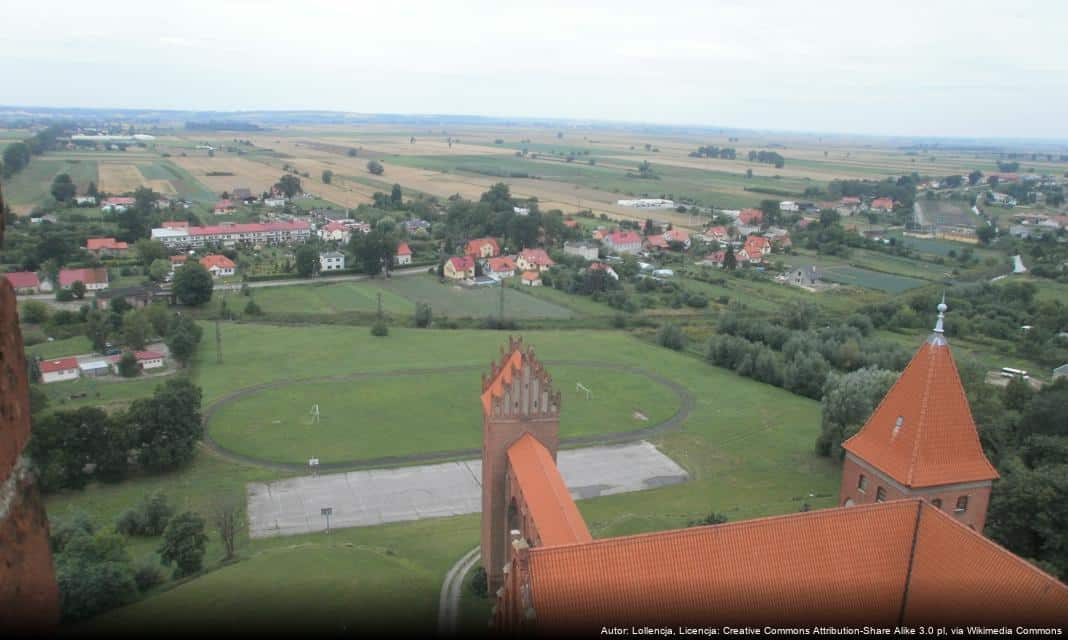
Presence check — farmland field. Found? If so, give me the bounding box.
[1,157,98,212]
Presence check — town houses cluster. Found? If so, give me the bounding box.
[443,238,556,287]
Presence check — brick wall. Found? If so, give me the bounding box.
[0,276,61,631]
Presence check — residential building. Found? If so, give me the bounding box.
[520,271,542,286]
[644,234,670,251]
[788,265,821,286]
[563,242,599,261]
[394,243,412,266]
[444,256,475,280]
[85,237,130,258]
[170,255,188,271]
[232,187,254,202]
[3,272,40,295]
[318,221,352,244]
[698,225,729,244]
[100,196,135,212]
[484,256,517,279]
[663,228,690,249]
[109,350,166,373]
[588,262,619,280]
[264,197,286,208]
[40,358,80,384]
[319,252,346,272]
[161,220,189,230]
[465,238,501,259]
[778,201,799,213]
[58,268,109,291]
[516,249,554,273]
[601,230,643,254]
[213,199,236,215]
[199,255,236,278]
[738,208,764,225]
[151,221,311,249]
[870,197,895,212]
[742,236,772,263]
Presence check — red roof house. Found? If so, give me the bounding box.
[742,236,772,262]
[85,237,129,256]
[738,208,764,225]
[58,268,109,290]
[213,199,236,215]
[871,197,895,211]
[4,271,40,293]
[199,255,236,277]
[602,230,643,253]
[445,256,476,280]
[516,249,555,272]
[485,256,517,276]
[465,237,501,259]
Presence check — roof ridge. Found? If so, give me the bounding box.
[906,343,938,485]
[529,499,919,555]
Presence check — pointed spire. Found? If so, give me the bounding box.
[928,293,948,345]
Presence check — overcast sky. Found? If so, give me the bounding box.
[1,0,1065,139]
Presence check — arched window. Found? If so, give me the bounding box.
[875,487,887,502]
[931,498,942,509]
[955,496,969,513]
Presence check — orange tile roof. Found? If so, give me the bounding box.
[522,500,1068,631]
[507,434,592,547]
[465,237,500,257]
[518,248,554,267]
[527,501,919,630]
[521,271,541,282]
[199,254,236,270]
[86,237,128,251]
[486,256,516,273]
[481,349,522,415]
[905,505,1068,626]
[842,335,998,488]
[396,242,412,255]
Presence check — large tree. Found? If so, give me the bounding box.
[366,160,384,176]
[121,309,150,349]
[165,314,203,367]
[158,512,208,578]
[295,243,320,278]
[127,377,203,472]
[816,367,898,459]
[85,309,110,352]
[350,229,397,276]
[274,174,302,198]
[50,173,76,202]
[173,261,214,306]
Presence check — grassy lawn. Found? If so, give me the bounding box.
[36,374,176,413]
[207,364,678,464]
[377,275,575,319]
[1,157,98,209]
[250,281,414,315]
[781,253,927,293]
[25,334,93,359]
[52,324,839,633]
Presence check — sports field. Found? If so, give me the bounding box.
[50,324,836,633]
[207,364,679,464]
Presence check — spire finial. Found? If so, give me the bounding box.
[933,292,947,334]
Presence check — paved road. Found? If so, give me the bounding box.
[246,440,688,538]
[438,547,481,636]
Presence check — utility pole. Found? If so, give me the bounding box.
[215,318,222,364]
[498,279,505,322]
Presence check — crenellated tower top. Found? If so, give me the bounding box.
[481,336,560,419]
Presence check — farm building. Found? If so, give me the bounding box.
[516,249,554,273]
[85,237,129,258]
[319,252,346,272]
[394,243,412,266]
[39,358,80,384]
[200,255,236,278]
[465,238,501,259]
[616,198,675,208]
[520,271,542,286]
[444,256,475,280]
[563,242,598,261]
[3,272,40,295]
[58,268,109,291]
[484,256,517,279]
[601,230,643,254]
[778,201,799,213]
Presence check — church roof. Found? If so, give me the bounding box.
[524,500,1068,631]
[507,434,591,547]
[842,304,998,488]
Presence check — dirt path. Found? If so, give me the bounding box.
[437,546,481,636]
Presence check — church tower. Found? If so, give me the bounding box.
[840,299,999,531]
[480,337,561,594]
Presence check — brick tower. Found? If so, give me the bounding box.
[0,184,61,631]
[840,299,999,531]
[481,337,561,593]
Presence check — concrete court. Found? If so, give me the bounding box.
[247,441,688,538]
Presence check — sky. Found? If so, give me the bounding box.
[1,0,1065,139]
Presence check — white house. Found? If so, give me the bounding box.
[779,201,800,213]
[395,243,412,266]
[320,251,346,272]
[264,197,287,208]
[40,358,80,384]
[564,242,599,261]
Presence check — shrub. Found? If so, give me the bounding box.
[244,299,262,316]
[134,563,164,592]
[414,302,433,328]
[469,566,488,598]
[656,324,686,351]
[685,293,708,308]
[612,314,627,329]
[20,299,50,324]
[688,512,728,527]
[117,351,140,377]
[371,321,389,337]
[56,288,75,302]
[116,492,174,537]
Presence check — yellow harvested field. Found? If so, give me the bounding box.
[98,163,175,194]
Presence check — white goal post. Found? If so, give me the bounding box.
[576,383,592,400]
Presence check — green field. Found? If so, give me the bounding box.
[781,253,927,293]
[1,157,99,208]
[377,275,575,319]
[207,364,678,464]
[51,323,837,633]
[251,281,414,315]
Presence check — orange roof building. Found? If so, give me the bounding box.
[465,237,500,259]
[482,312,1068,633]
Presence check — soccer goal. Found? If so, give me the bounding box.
[576,383,592,400]
[310,404,321,424]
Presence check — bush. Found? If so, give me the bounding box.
[117,351,140,378]
[684,293,708,308]
[20,299,50,323]
[469,566,488,598]
[134,563,164,592]
[612,314,627,329]
[56,288,75,302]
[371,321,389,337]
[657,324,686,351]
[21,327,46,346]
[116,492,174,537]
[244,299,262,316]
